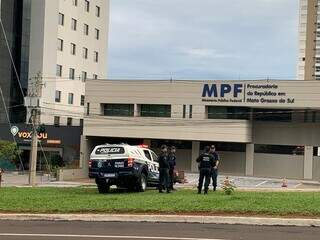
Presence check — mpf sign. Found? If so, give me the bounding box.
[202,83,243,98]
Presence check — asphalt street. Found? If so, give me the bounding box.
[0,220,319,240]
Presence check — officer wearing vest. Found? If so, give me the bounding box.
[158,145,171,193]
[168,146,177,191]
[210,145,220,191]
[196,146,215,194]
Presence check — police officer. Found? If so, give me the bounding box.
[158,145,170,193]
[196,146,214,194]
[168,146,177,191]
[210,145,220,191]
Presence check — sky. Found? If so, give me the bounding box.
[107,0,299,80]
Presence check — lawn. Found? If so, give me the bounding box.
[0,187,320,217]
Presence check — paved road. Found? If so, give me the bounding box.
[0,220,319,240]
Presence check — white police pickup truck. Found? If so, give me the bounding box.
[89,144,159,193]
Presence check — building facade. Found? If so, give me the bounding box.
[298,0,319,80]
[28,0,109,126]
[81,79,320,181]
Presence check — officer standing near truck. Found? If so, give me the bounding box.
[168,146,177,191]
[210,145,220,191]
[196,146,214,194]
[158,145,171,193]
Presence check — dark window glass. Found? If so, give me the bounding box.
[143,150,152,160]
[200,142,246,152]
[103,104,134,117]
[80,119,84,127]
[86,102,90,115]
[207,106,250,120]
[85,0,90,12]
[80,95,85,106]
[189,105,193,118]
[54,116,60,126]
[253,109,292,122]
[96,6,100,17]
[67,117,73,126]
[255,144,303,155]
[68,93,74,104]
[140,104,171,118]
[55,90,61,102]
[58,13,64,25]
[183,105,186,118]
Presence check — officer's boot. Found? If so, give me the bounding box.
[204,188,208,195]
[213,186,216,192]
[197,187,201,194]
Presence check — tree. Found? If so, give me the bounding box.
[0,141,21,170]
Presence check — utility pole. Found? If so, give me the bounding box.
[25,72,43,186]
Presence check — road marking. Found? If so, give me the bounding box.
[0,233,226,240]
[255,180,268,187]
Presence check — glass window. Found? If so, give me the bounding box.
[71,43,76,55]
[80,119,84,127]
[253,109,292,122]
[183,105,186,118]
[93,74,98,79]
[82,47,88,59]
[103,104,134,117]
[94,51,98,62]
[143,150,152,161]
[55,90,61,103]
[84,24,89,35]
[81,71,87,81]
[151,151,158,162]
[68,93,74,104]
[140,104,171,118]
[96,6,100,17]
[57,38,63,51]
[69,68,75,80]
[72,0,78,6]
[86,102,90,115]
[67,117,73,126]
[80,95,85,106]
[56,64,62,77]
[255,144,303,155]
[58,13,64,25]
[71,18,77,30]
[54,116,60,126]
[85,0,90,12]
[207,106,250,120]
[95,28,100,40]
[189,105,193,118]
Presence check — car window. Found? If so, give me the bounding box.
[151,151,158,162]
[143,150,152,161]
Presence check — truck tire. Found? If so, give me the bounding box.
[97,180,110,194]
[136,173,147,192]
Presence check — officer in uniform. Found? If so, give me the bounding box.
[210,145,220,191]
[168,146,177,191]
[158,145,170,193]
[196,146,214,194]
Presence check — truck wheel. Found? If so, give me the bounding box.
[137,173,147,192]
[97,181,110,194]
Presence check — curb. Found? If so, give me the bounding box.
[0,214,320,227]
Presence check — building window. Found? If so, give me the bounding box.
[81,71,87,81]
[103,104,134,117]
[58,13,64,25]
[94,51,98,62]
[86,102,90,115]
[72,0,78,6]
[253,109,292,122]
[67,117,73,126]
[71,43,76,55]
[95,28,100,40]
[84,23,89,35]
[80,95,85,106]
[54,116,60,126]
[85,0,90,12]
[96,6,100,17]
[69,68,75,80]
[183,105,186,118]
[140,104,171,118]
[68,93,74,104]
[71,18,77,30]
[255,144,303,155]
[93,74,98,79]
[207,106,250,120]
[189,105,193,118]
[80,119,84,126]
[56,64,62,77]
[57,38,63,51]
[55,90,61,103]
[82,47,88,59]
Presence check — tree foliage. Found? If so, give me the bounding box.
[0,140,20,162]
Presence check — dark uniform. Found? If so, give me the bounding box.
[196,152,214,194]
[211,152,219,191]
[168,153,176,190]
[158,153,170,193]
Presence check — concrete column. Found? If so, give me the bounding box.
[134,104,140,117]
[304,146,313,180]
[245,143,254,176]
[191,141,200,172]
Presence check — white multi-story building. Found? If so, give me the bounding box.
[297,0,319,80]
[28,0,109,126]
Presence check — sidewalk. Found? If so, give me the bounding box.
[0,213,319,227]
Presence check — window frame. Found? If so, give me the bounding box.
[71,18,77,31]
[57,38,63,51]
[56,64,62,77]
[55,90,61,103]
[58,13,64,26]
[68,93,74,105]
